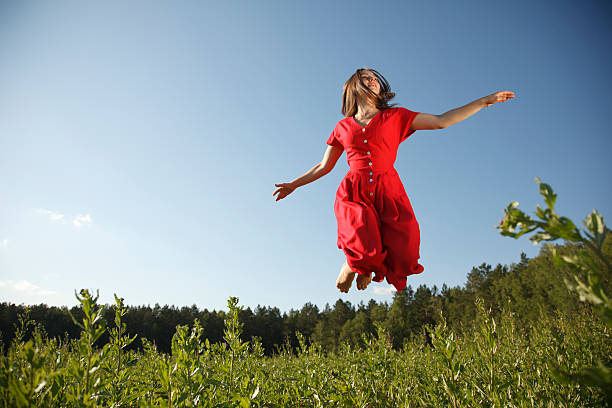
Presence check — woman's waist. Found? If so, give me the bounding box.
[347,156,395,171]
[346,165,396,176]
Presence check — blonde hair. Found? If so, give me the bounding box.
[341,68,396,117]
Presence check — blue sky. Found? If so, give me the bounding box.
[1,0,611,312]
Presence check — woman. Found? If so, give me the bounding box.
[274,68,514,293]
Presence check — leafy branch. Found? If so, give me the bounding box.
[497,178,612,405]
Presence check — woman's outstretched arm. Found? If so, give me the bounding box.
[273,144,344,201]
[411,90,515,130]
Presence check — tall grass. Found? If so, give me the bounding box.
[1,290,608,407]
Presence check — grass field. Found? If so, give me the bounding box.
[2,291,609,407]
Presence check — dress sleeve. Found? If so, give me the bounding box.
[398,108,420,143]
[326,124,344,149]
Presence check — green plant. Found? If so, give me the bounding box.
[65,289,111,407]
[103,294,139,406]
[498,177,612,405]
[429,316,464,408]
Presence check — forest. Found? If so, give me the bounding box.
[0,243,602,356]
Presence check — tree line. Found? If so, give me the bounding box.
[2,238,610,356]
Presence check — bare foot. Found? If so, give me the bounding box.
[356,272,372,290]
[336,261,355,293]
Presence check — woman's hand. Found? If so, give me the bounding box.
[483,91,515,107]
[273,146,343,202]
[273,182,296,201]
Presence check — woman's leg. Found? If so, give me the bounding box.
[356,272,372,290]
[337,261,374,292]
[336,261,355,292]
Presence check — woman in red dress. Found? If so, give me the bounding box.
[274,68,514,293]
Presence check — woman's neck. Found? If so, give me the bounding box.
[355,102,380,121]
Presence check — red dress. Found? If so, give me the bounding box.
[326,107,424,291]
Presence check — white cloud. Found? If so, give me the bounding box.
[36,208,65,223]
[1,239,7,247]
[35,209,94,229]
[13,280,38,291]
[373,286,397,295]
[73,214,92,228]
[0,280,56,295]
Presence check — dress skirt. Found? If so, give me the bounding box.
[334,167,424,291]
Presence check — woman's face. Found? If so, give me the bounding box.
[360,70,381,95]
